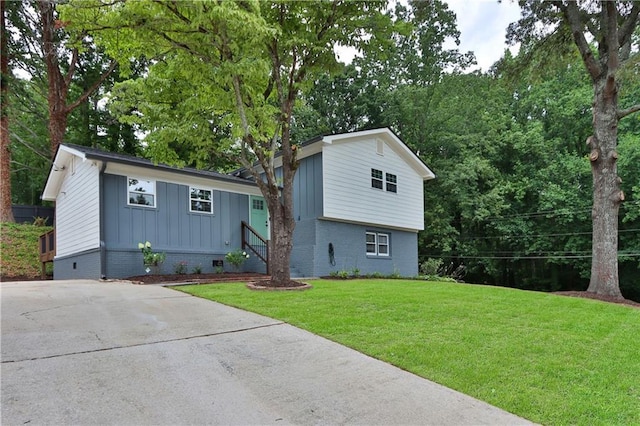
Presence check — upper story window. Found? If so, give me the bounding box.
[366,231,390,257]
[190,187,213,213]
[371,168,383,189]
[128,177,155,207]
[371,168,398,193]
[386,173,397,193]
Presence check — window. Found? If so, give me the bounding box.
[252,198,264,211]
[371,168,383,189]
[190,187,213,213]
[366,232,390,257]
[128,177,155,207]
[386,173,397,193]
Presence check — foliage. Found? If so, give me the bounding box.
[225,249,250,271]
[173,261,188,275]
[192,264,202,275]
[137,241,165,267]
[0,222,53,278]
[419,258,442,276]
[176,279,640,426]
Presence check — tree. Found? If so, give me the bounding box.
[508,1,640,298]
[37,0,117,158]
[1,0,15,222]
[64,0,392,286]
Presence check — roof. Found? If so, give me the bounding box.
[41,143,256,201]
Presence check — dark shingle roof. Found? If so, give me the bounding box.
[63,143,257,187]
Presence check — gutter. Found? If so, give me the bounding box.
[99,161,107,279]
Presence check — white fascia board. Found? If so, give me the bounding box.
[318,216,421,233]
[105,162,263,196]
[41,145,90,201]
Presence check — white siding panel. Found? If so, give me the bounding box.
[323,137,425,231]
[55,158,101,257]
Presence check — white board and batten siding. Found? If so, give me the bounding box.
[322,136,426,232]
[55,157,101,258]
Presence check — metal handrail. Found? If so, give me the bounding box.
[241,221,269,274]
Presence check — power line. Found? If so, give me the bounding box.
[456,228,640,241]
[421,252,640,260]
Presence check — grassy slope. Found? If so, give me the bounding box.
[0,222,53,278]
[177,279,640,426]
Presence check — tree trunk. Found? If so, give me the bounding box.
[39,0,67,158]
[587,75,622,298]
[265,127,297,286]
[268,199,295,285]
[1,0,15,222]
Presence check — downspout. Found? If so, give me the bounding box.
[99,161,107,279]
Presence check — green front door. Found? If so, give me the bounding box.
[250,196,269,240]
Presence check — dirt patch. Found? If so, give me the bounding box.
[1,275,52,282]
[553,291,640,309]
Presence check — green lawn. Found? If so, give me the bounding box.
[175,279,640,426]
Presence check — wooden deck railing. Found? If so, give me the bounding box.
[241,221,269,275]
[39,229,55,278]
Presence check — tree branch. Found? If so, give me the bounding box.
[561,1,601,80]
[603,1,618,72]
[65,60,117,112]
[64,47,79,90]
[618,104,640,120]
[618,2,640,56]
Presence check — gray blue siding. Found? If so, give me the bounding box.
[293,153,323,221]
[291,218,419,278]
[318,220,418,277]
[101,174,252,279]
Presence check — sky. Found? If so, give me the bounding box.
[446,0,523,71]
[335,0,523,72]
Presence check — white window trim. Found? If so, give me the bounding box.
[385,172,397,193]
[127,177,156,208]
[366,231,390,257]
[371,168,383,190]
[189,186,214,214]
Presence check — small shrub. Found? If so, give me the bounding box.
[192,264,202,274]
[337,270,349,279]
[214,266,224,274]
[174,261,188,274]
[420,258,442,276]
[137,241,166,267]
[350,268,360,277]
[387,268,402,279]
[225,249,250,271]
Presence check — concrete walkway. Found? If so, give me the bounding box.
[1,280,534,425]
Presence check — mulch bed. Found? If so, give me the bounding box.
[124,272,270,285]
[553,291,640,309]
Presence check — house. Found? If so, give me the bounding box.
[41,128,435,280]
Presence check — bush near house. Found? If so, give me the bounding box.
[0,222,53,279]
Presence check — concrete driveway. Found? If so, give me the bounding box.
[1,280,533,425]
